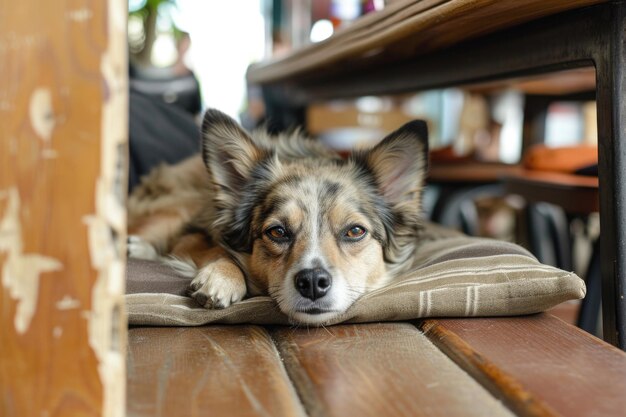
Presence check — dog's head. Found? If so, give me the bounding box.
[201,109,428,324]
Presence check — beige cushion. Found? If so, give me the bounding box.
[126,223,585,326]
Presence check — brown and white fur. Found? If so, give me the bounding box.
[127,109,429,325]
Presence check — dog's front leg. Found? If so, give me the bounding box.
[170,234,247,309]
[188,256,246,309]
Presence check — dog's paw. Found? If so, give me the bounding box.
[127,235,159,260]
[189,259,246,309]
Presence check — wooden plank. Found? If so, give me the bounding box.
[248,0,606,84]
[127,326,306,417]
[316,0,447,55]
[271,323,514,417]
[0,1,128,416]
[421,314,626,417]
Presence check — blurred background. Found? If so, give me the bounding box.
[127,0,597,157]
[128,0,601,331]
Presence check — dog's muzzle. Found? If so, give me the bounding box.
[294,268,332,300]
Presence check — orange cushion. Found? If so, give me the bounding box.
[523,145,597,173]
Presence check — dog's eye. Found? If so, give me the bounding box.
[266,226,290,242]
[345,225,367,240]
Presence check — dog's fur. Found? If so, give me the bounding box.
[127,109,428,325]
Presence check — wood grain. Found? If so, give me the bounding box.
[421,314,626,417]
[271,322,514,417]
[248,0,606,84]
[127,326,306,417]
[0,1,128,416]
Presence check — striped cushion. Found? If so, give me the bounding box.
[125,223,585,326]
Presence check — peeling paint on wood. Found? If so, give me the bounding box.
[29,88,55,142]
[0,188,63,333]
[0,0,128,415]
[85,1,129,416]
[56,295,81,310]
[53,326,63,338]
[67,8,94,22]
[41,149,58,159]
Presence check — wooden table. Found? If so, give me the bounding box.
[127,315,626,417]
[248,0,626,349]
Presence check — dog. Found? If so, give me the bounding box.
[127,109,429,325]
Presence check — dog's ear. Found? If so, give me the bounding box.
[362,120,429,207]
[201,109,266,192]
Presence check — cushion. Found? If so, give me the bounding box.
[126,222,585,326]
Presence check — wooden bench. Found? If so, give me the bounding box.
[127,315,626,417]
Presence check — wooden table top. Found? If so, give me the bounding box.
[127,314,626,417]
[247,0,607,85]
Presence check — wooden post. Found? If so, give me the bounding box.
[0,1,128,416]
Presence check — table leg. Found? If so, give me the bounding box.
[595,2,626,349]
[577,238,602,336]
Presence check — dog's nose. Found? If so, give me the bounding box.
[294,268,332,300]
